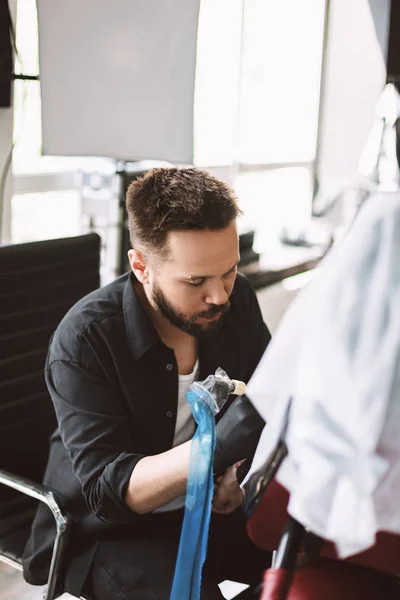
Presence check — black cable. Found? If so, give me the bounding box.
[0,0,17,239]
[2,0,40,81]
[0,73,40,81]
[3,0,20,62]
[13,73,39,80]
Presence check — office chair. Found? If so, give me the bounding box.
[0,233,101,600]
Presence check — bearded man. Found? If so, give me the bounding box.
[23,167,271,599]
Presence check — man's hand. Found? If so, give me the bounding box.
[212,463,244,514]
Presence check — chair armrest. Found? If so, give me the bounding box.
[0,468,71,600]
[0,469,69,531]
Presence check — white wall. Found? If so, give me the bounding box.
[0,0,16,243]
[315,0,391,203]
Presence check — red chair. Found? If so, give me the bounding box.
[246,479,400,599]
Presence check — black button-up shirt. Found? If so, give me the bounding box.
[23,272,270,592]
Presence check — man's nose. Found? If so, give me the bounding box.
[204,280,229,307]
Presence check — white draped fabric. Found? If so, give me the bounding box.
[244,192,400,558]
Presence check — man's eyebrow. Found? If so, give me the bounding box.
[182,259,240,282]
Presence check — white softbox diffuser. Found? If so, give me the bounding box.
[37,0,200,163]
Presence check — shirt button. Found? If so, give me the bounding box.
[166,410,174,418]
[166,363,173,371]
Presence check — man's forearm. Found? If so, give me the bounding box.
[126,393,264,514]
[126,440,192,514]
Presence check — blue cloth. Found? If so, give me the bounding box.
[170,390,216,600]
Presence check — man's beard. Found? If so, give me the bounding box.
[152,283,230,339]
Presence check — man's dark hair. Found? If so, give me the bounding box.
[126,167,242,256]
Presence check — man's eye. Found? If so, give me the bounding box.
[187,279,205,287]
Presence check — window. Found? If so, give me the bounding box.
[13,0,82,175]
[238,0,325,165]
[194,0,243,166]
[10,0,326,243]
[194,0,325,167]
[11,189,81,243]
[10,0,83,242]
[194,0,326,230]
[234,166,313,242]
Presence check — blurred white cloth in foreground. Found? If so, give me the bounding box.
[243,192,400,558]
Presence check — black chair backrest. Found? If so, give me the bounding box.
[0,234,101,515]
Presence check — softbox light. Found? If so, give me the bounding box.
[37,0,200,163]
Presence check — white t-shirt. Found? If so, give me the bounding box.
[156,360,199,512]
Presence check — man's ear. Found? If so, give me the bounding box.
[127,249,150,284]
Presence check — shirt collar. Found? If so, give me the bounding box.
[123,273,160,360]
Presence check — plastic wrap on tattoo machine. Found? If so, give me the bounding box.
[190,367,247,414]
